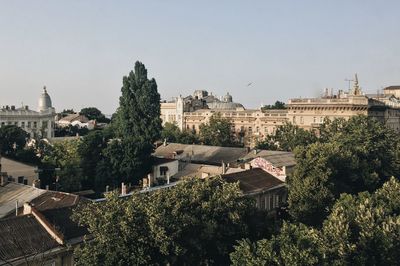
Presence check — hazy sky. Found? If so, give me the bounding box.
[1,0,399,115]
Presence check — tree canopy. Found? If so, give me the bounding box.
[73,177,263,265]
[0,125,29,156]
[256,122,317,151]
[231,177,400,265]
[261,101,286,110]
[199,113,239,147]
[288,115,400,226]
[161,122,199,144]
[80,107,110,123]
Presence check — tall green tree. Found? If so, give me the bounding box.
[199,113,238,147]
[261,100,286,110]
[73,177,259,265]
[112,61,162,183]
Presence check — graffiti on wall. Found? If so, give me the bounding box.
[251,157,285,177]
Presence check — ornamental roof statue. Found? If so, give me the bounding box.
[351,73,362,96]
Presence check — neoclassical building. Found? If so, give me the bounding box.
[161,90,288,146]
[0,86,56,139]
[161,77,400,147]
[287,75,400,132]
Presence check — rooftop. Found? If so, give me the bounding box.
[154,143,249,165]
[0,215,60,263]
[222,168,285,195]
[242,150,296,167]
[0,182,46,218]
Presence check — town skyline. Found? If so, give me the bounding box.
[1,1,400,114]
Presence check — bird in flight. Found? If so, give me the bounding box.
[247,82,253,87]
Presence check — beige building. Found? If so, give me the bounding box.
[0,87,55,139]
[0,157,39,186]
[288,75,400,132]
[161,77,400,147]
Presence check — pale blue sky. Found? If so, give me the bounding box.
[1,0,399,114]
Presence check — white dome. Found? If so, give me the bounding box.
[38,86,52,112]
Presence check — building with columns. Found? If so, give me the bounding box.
[0,86,56,139]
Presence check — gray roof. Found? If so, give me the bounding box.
[154,143,249,165]
[242,150,296,167]
[0,215,60,263]
[0,182,46,218]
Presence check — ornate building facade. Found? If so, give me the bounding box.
[287,75,400,132]
[0,87,56,139]
[161,77,400,147]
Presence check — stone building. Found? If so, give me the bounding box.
[0,87,56,139]
[160,90,287,146]
[287,75,400,132]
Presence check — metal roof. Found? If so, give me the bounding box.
[0,183,46,218]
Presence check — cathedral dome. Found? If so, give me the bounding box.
[223,92,233,103]
[38,86,52,112]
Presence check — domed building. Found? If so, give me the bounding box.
[0,86,56,139]
[38,86,53,112]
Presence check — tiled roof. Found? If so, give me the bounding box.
[0,215,59,262]
[222,168,284,195]
[41,206,88,241]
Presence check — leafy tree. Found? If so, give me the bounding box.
[80,107,110,123]
[199,113,238,147]
[110,61,162,183]
[256,122,317,151]
[231,222,323,266]
[0,125,29,156]
[261,101,286,110]
[42,139,83,192]
[73,177,260,265]
[231,177,400,265]
[161,122,181,143]
[161,122,199,144]
[288,115,400,226]
[78,130,111,190]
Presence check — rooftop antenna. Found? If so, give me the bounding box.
[345,78,354,91]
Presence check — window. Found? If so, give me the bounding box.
[269,195,274,210]
[300,116,304,124]
[313,117,317,123]
[21,122,25,128]
[14,122,18,126]
[33,122,37,128]
[27,121,31,128]
[292,116,296,123]
[159,166,168,176]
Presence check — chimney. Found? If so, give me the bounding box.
[25,105,29,110]
[148,174,152,188]
[244,163,251,170]
[163,138,167,146]
[11,105,15,110]
[15,200,18,216]
[0,175,7,186]
[253,149,258,155]
[142,177,148,189]
[222,161,226,174]
[32,179,41,188]
[45,185,49,190]
[166,173,170,184]
[121,182,127,195]
[105,185,109,193]
[23,203,32,215]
